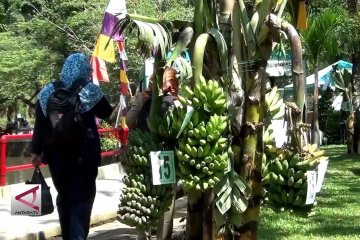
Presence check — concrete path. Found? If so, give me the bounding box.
[0,162,188,240]
[87,197,187,240]
[0,163,125,240]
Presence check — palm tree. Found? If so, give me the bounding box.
[300,9,341,146]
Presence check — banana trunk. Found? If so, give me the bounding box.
[279,17,306,150]
[148,60,164,134]
[185,190,203,240]
[234,68,265,240]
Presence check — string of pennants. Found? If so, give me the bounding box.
[90,0,129,128]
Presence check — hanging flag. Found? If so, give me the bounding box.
[120,70,129,84]
[297,0,307,30]
[117,41,128,60]
[90,56,110,83]
[91,0,127,81]
[92,34,116,63]
[105,0,127,39]
[118,41,130,95]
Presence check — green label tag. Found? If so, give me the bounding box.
[150,151,176,185]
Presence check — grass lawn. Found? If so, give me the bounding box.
[258,145,360,240]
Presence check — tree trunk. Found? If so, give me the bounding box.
[185,190,203,240]
[351,53,360,153]
[279,17,306,150]
[156,184,176,240]
[203,190,214,240]
[347,0,360,153]
[311,66,320,146]
[234,67,267,240]
[347,0,358,14]
[219,0,244,159]
[148,59,164,134]
[347,112,355,153]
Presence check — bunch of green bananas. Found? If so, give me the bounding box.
[125,129,162,168]
[157,105,186,138]
[264,86,285,120]
[118,172,173,230]
[176,113,229,191]
[262,144,328,209]
[263,125,276,145]
[178,77,227,115]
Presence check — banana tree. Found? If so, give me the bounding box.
[113,0,306,239]
[224,1,306,238]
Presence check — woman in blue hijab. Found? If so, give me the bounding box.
[31,53,113,240]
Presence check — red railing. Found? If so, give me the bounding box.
[0,127,128,186]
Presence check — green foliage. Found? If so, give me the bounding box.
[307,0,346,16]
[0,31,61,102]
[0,0,194,116]
[99,121,119,151]
[0,0,108,114]
[318,89,344,143]
[301,8,341,66]
[301,6,356,72]
[100,133,119,151]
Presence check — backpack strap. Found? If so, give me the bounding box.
[52,81,64,89]
[70,79,90,93]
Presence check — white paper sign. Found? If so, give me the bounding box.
[305,170,317,205]
[316,159,329,193]
[150,151,176,185]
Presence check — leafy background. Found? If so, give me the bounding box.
[0,0,194,125]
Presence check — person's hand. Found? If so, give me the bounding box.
[31,154,42,167]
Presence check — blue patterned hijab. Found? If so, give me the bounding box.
[38,53,104,116]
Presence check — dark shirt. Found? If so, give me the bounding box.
[136,95,177,131]
[31,96,113,166]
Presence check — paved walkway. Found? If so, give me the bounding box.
[87,197,187,240]
[0,163,187,240]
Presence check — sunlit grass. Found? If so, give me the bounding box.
[258,145,360,240]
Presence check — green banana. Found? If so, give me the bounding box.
[188,138,198,146]
[197,147,204,158]
[184,86,195,97]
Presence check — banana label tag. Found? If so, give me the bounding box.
[316,159,329,193]
[150,151,176,185]
[176,105,194,138]
[305,170,317,205]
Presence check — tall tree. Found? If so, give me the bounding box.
[301,9,341,146]
[347,0,360,153]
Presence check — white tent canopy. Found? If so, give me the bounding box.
[284,60,353,96]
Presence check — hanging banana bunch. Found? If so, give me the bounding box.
[157,105,187,138]
[178,78,227,115]
[264,86,285,121]
[175,67,229,191]
[263,143,328,210]
[118,129,173,230]
[118,172,173,230]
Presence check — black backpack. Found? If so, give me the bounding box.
[45,80,87,147]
